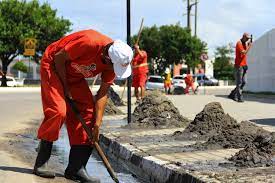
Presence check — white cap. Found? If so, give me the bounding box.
[165,68,170,74]
[108,40,133,79]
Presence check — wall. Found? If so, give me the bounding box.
[247,29,275,92]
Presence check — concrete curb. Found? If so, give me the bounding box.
[100,135,205,183]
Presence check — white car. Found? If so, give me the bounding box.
[0,76,18,87]
[172,75,186,89]
[0,76,24,87]
[146,75,164,91]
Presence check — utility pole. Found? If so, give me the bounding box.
[126,0,131,124]
[187,0,191,30]
[194,0,198,37]
[185,0,198,35]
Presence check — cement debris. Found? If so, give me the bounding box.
[104,99,124,115]
[125,91,190,129]
[108,86,125,106]
[229,133,275,167]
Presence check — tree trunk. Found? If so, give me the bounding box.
[1,61,8,87]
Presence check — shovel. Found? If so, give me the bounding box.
[66,97,119,183]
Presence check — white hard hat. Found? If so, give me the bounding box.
[165,68,170,74]
[108,40,133,79]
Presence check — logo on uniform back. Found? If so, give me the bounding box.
[89,64,96,71]
[71,63,97,77]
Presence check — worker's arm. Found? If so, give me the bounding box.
[93,82,110,142]
[240,42,252,55]
[53,49,72,98]
[134,44,144,57]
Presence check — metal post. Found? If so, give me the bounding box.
[127,0,131,124]
[194,0,198,37]
[28,56,31,86]
[187,0,191,30]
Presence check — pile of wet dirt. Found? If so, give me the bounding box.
[104,99,124,115]
[174,102,237,140]
[185,121,270,151]
[108,86,125,106]
[125,91,190,129]
[173,102,271,153]
[229,134,275,167]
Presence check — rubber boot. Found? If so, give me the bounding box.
[65,145,100,183]
[228,89,237,101]
[33,140,55,178]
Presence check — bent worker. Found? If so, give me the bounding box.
[184,73,198,94]
[164,68,172,94]
[33,29,133,183]
[131,44,149,103]
[228,33,252,102]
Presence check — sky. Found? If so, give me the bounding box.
[39,0,275,57]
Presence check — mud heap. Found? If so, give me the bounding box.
[229,133,275,167]
[190,121,271,150]
[125,91,190,129]
[174,102,237,140]
[174,102,271,150]
[104,99,124,116]
[108,86,125,106]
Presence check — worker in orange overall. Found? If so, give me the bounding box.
[33,29,133,183]
[132,44,149,103]
[184,73,197,94]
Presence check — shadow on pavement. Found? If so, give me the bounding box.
[215,94,275,104]
[0,166,64,177]
[250,118,275,127]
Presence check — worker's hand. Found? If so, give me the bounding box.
[134,44,139,50]
[92,125,100,142]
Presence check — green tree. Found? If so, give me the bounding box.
[214,44,234,80]
[131,24,207,75]
[12,61,28,73]
[0,0,71,86]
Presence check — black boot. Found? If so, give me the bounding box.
[228,90,237,101]
[65,145,100,183]
[33,140,55,178]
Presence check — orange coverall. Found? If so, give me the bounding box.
[38,30,115,145]
[132,51,149,87]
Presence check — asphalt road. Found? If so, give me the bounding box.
[0,91,42,136]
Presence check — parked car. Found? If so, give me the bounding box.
[0,76,19,87]
[172,75,186,89]
[146,75,165,91]
[15,78,25,87]
[194,74,218,86]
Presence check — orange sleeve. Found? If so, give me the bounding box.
[140,51,147,59]
[237,42,246,53]
[101,69,115,85]
[64,36,92,60]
